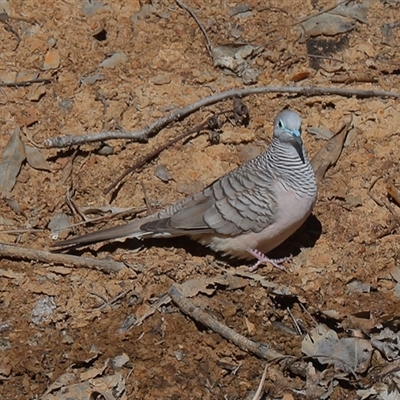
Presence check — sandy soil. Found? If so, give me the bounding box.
[1,0,400,399]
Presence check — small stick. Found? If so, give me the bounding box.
[0,228,44,235]
[287,307,302,335]
[66,187,89,222]
[293,0,350,25]
[99,289,131,310]
[175,0,213,58]
[169,284,286,361]
[0,78,52,87]
[90,289,131,310]
[368,175,384,207]
[0,243,125,273]
[251,362,269,400]
[307,54,343,63]
[44,85,400,149]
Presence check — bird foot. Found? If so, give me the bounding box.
[246,248,289,272]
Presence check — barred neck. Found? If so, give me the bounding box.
[262,137,317,197]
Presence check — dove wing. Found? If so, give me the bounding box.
[141,163,278,236]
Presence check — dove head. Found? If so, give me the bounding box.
[273,110,305,163]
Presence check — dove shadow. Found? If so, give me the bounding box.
[267,213,322,260]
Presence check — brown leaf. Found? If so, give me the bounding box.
[25,146,51,171]
[48,212,71,239]
[298,14,354,43]
[0,128,26,195]
[311,116,352,183]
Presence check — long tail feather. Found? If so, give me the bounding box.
[51,219,146,248]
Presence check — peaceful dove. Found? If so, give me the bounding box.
[52,110,318,271]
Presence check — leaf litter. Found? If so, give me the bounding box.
[1,0,400,399]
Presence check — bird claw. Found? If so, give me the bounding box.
[246,248,289,272]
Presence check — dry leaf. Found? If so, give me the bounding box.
[80,360,107,381]
[4,197,24,214]
[26,146,51,171]
[109,353,130,370]
[16,71,38,82]
[48,212,71,239]
[308,126,335,140]
[302,324,373,373]
[332,1,371,23]
[31,296,57,325]
[0,216,15,225]
[299,13,354,42]
[42,372,126,400]
[311,116,352,183]
[0,128,26,195]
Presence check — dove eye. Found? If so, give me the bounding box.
[278,120,284,129]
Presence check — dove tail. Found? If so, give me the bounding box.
[50,219,147,248]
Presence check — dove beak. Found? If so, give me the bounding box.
[292,131,305,164]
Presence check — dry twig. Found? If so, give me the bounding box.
[368,175,385,207]
[44,85,400,149]
[169,284,287,361]
[175,0,213,58]
[0,78,52,87]
[0,243,125,273]
[293,0,350,25]
[251,362,269,400]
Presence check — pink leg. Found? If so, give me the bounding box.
[246,248,289,272]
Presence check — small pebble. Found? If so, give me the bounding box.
[151,75,171,85]
[155,164,173,182]
[98,144,114,155]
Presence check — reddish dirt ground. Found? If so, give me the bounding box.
[1,1,400,399]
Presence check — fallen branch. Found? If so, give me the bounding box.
[0,243,125,273]
[44,85,400,149]
[169,283,286,361]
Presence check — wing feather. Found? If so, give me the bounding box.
[141,164,278,236]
